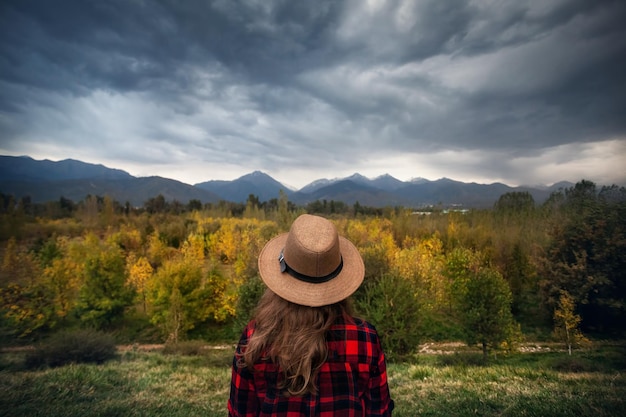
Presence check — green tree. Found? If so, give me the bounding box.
[234,275,265,330]
[494,191,535,214]
[74,235,135,329]
[503,243,537,320]
[148,257,231,341]
[444,247,482,313]
[148,258,199,341]
[540,180,626,333]
[35,237,63,269]
[187,199,202,212]
[144,194,167,214]
[451,258,519,360]
[354,273,421,360]
[166,287,185,343]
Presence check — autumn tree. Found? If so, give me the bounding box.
[146,230,175,268]
[244,194,264,220]
[553,290,588,355]
[100,195,117,227]
[78,194,101,226]
[205,218,276,283]
[0,281,57,337]
[1,237,40,285]
[127,255,153,313]
[0,238,58,337]
[110,225,144,255]
[276,189,292,231]
[342,218,397,281]
[42,242,82,321]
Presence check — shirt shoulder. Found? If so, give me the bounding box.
[327,316,382,364]
[331,316,380,336]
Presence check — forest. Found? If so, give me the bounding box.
[0,180,625,359]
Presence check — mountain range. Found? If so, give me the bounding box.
[0,156,574,208]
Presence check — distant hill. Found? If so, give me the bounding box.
[298,178,335,194]
[0,156,133,181]
[1,155,580,208]
[370,174,407,191]
[297,173,405,195]
[391,178,550,208]
[195,171,293,203]
[294,174,558,208]
[0,156,220,206]
[291,180,407,207]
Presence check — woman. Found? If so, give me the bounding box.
[228,214,394,416]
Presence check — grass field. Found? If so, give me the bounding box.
[1,343,625,417]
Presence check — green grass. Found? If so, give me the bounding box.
[1,344,625,417]
[0,348,233,417]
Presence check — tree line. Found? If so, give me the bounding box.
[0,180,624,358]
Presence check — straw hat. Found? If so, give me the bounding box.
[258,214,365,307]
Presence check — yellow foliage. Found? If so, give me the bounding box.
[147,255,236,340]
[128,255,154,292]
[109,225,143,254]
[343,218,396,252]
[1,237,21,279]
[206,217,275,276]
[554,290,590,354]
[0,281,56,336]
[393,235,447,308]
[337,218,399,280]
[146,231,176,267]
[43,256,81,318]
[181,233,206,263]
[1,237,41,285]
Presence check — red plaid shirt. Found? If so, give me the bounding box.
[228,316,394,416]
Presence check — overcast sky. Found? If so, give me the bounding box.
[1,0,625,189]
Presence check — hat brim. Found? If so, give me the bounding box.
[258,232,365,307]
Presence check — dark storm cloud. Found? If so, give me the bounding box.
[0,0,625,187]
[1,0,212,99]
[321,0,626,151]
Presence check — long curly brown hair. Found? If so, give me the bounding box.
[240,289,353,397]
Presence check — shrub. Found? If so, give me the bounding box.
[25,329,117,368]
[548,356,598,373]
